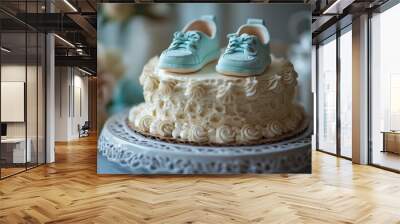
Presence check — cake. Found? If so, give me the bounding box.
[128,56,306,145]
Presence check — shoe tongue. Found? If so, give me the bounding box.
[240,33,257,40]
[186,30,198,35]
[186,30,208,38]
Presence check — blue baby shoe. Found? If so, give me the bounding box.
[216,18,271,76]
[158,15,220,73]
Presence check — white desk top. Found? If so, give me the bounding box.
[1,138,29,143]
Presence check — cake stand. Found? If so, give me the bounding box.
[98,112,312,174]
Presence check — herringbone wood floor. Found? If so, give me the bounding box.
[0,135,400,224]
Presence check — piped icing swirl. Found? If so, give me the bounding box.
[188,125,208,143]
[216,125,236,143]
[280,63,298,87]
[265,74,283,93]
[150,119,174,137]
[216,82,235,104]
[244,77,258,97]
[262,120,283,138]
[281,71,297,87]
[143,76,159,92]
[185,82,207,99]
[184,101,198,114]
[159,80,176,96]
[135,114,153,132]
[238,124,262,142]
[207,112,223,127]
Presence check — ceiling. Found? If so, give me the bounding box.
[0,0,97,74]
[311,0,390,43]
[1,0,394,73]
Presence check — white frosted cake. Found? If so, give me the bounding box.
[128,56,306,145]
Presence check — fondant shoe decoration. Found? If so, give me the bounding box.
[216,18,271,77]
[158,15,220,73]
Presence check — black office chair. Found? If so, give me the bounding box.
[78,121,90,138]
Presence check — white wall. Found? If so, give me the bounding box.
[55,67,69,141]
[54,67,89,141]
[1,65,26,139]
[1,64,46,164]
[71,73,89,138]
[1,82,25,122]
[1,65,39,138]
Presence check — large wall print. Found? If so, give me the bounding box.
[97,3,312,174]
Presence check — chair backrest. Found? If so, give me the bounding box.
[82,121,90,129]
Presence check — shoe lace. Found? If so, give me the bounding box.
[225,33,257,57]
[169,31,201,51]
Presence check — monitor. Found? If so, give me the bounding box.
[1,123,7,137]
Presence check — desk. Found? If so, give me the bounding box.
[382,131,400,154]
[1,138,31,163]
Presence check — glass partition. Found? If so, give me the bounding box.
[27,30,38,169]
[370,3,400,171]
[28,0,38,170]
[339,27,352,158]
[0,1,46,179]
[1,30,28,177]
[317,36,337,154]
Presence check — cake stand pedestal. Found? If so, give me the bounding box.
[98,112,312,174]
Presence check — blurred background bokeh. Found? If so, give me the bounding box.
[97,3,311,129]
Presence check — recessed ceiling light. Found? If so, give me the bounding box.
[1,47,11,53]
[322,0,354,15]
[78,67,93,76]
[54,34,75,48]
[63,0,78,12]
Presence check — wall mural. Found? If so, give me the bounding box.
[97,3,312,174]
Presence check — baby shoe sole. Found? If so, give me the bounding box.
[161,60,213,73]
[216,64,269,77]
[159,50,220,74]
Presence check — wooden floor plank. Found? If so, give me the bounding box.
[0,135,399,223]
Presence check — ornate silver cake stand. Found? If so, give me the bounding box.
[98,112,312,174]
